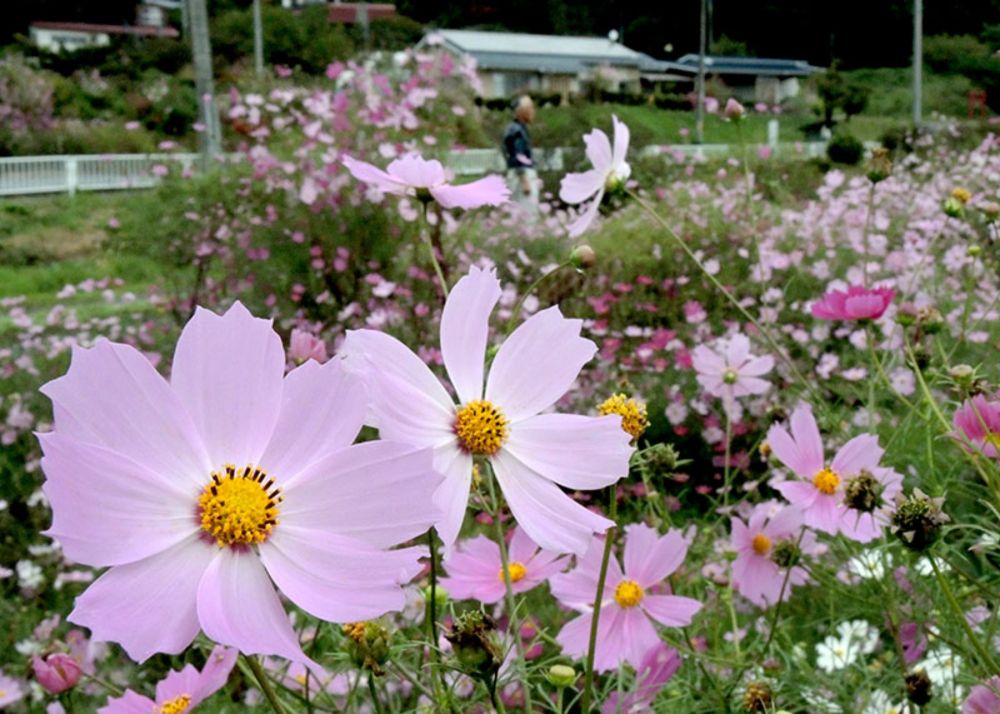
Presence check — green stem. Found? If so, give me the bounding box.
[581,486,618,713]
[367,675,385,714]
[80,672,125,697]
[503,259,572,336]
[722,408,733,509]
[929,554,1000,676]
[244,654,288,714]
[420,201,449,300]
[484,463,535,713]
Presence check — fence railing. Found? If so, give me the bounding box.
[0,138,843,197]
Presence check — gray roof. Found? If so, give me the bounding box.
[674,55,822,77]
[427,29,675,74]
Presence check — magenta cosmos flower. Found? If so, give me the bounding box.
[691,333,774,413]
[964,676,1000,714]
[601,642,681,714]
[551,524,702,671]
[811,285,895,321]
[99,645,236,713]
[730,502,812,608]
[440,526,566,603]
[341,266,633,554]
[40,303,441,663]
[767,404,898,540]
[342,153,509,209]
[559,115,631,238]
[953,393,1000,460]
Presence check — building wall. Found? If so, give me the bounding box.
[30,28,111,52]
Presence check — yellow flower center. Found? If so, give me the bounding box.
[951,187,972,204]
[812,467,841,495]
[498,561,527,583]
[614,579,644,608]
[198,464,282,547]
[159,695,192,714]
[293,674,308,686]
[598,393,648,441]
[985,432,1000,449]
[751,533,772,556]
[722,368,739,385]
[343,622,366,643]
[454,400,509,456]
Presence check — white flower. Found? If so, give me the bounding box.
[16,560,44,590]
[558,115,631,237]
[862,690,903,714]
[816,620,879,673]
[836,620,879,655]
[847,551,885,580]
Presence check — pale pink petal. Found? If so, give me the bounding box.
[40,435,197,567]
[773,480,819,509]
[619,607,660,669]
[197,549,307,662]
[805,493,843,534]
[70,537,214,662]
[155,666,201,705]
[839,510,883,543]
[486,307,596,422]
[439,535,506,603]
[725,334,751,365]
[440,266,501,404]
[508,526,538,564]
[764,506,804,539]
[611,115,630,169]
[98,691,156,714]
[259,527,423,622]
[582,127,613,173]
[690,345,725,376]
[549,538,618,608]
[339,329,455,445]
[565,189,604,238]
[555,612,593,659]
[342,155,410,195]
[492,451,612,555]
[40,340,210,489]
[281,441,441,548]
[559,169,604,204]
[503,413,631,490]
[623,525,688,588]
[740,355,774,377]
[830,434,883,477]
[191,645,238,704]
[431,444,474,547]
[732,376,772,397]
[430,175,509,209]
[789,404,825,473]
[591,606,631,672]
[386,154,446,188]
[171,303,284,468]
[260,359,366,482]
[641,594,702,627]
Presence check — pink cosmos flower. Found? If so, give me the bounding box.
[32,653,81,694]
[963,676,1000,714]
[601,642,681,714]
[287,328,328,365]
[811,285,895,321]
[551,524,702,671]
[952,394,1000,459]
[440,526,566,603]
[342,153,509,210]
[0,672,25,708]
[559,115,631,238]
[40,302,441,663]
[724,98,745,120]
[691,333,774,413]
[341,266,633,554]
[767,404,893,539]
[730,502,812,607]
[98,645,236,713]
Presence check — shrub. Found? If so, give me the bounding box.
[826,132,864,165]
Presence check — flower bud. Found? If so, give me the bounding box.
[968,244,982,257]
[742,681,773,712]
[943,197,964,218]
[32,653,82,694]
[546,664,576,688]
[423,584,449,611]
[948,364,975,384]
[445,611,504,683]
[570,245,597,270]
[866,148,892,183]
[343,621,392,675]
[724,97,746,121]
[979,201,1000,220]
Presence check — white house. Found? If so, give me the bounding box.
[422,29,679,99]
[29,21,179,53]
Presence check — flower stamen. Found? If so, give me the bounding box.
[812,467,841,495]
[454,400,509,456]
[613,579,644,608]
[498,561,527,583]
[598,393,648,441]
[159,695,192,714]
[751,533,772,556]
[198,464,282,547]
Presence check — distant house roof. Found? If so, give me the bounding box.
[674,55,822,77]
[426,29,676,75]
[29,21,179,38]
[328,3,396,24]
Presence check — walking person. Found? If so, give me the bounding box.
[502,95,540,214]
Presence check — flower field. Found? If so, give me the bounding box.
[1,45,1000,714]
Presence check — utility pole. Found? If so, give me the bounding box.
[695,0,707,144]
[912,0,922,126]
[187,0,222,165]
[253,0,264,76]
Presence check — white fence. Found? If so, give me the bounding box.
[0,137,840,197]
